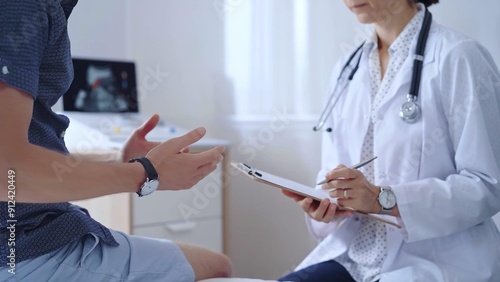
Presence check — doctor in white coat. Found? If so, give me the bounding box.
[279,0,500,281]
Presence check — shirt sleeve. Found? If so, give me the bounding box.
[0,0,50,99]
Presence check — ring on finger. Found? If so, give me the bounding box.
[343,189,348,198]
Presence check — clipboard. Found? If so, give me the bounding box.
[232,162,401,228]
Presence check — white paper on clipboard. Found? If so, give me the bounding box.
[231,162,402,228]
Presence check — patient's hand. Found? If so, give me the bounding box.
[146,127,225,191]
[120,114,162,162]
[281,190,354,223]
[121,114,223,191]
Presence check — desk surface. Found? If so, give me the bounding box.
[62,113,231,151]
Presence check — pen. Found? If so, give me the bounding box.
[316,156,378,185]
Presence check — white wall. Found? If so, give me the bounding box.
[68,0,129,60]
[67,0,500,280]
[432,2,500,66]
[126,0,224,122]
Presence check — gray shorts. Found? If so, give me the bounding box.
[0,229,195,282]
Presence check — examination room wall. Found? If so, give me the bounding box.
[67,0,500,280]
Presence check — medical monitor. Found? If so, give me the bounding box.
[63,58,139,113]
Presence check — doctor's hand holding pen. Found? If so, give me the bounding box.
[320,165,399,217]
[283,156,400,221]
[281,162,386,223]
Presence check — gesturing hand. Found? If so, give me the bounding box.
[120,114,162,163]
[146,127,225,191]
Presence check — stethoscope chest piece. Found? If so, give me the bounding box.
[399,95,421,123]
[313,8,432,131]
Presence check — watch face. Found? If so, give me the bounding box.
[380,190,396,209]
[138,180,159,197]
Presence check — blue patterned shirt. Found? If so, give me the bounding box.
[0,0,118,265]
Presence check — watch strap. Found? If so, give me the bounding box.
[129,157,158,181]
[380,206,393,215]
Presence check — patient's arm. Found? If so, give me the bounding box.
[72,151,121,162]
[0,81,224,203]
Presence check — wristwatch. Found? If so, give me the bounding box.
[378,186,396,215]
[129,157,159,197]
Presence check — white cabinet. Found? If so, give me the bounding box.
[131,165,224,252]
[134,218,223,252]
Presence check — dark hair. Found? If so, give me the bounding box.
[415,0,439,7]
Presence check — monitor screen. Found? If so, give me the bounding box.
[63,58,139,113]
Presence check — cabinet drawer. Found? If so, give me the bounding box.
[133,166,223,225]
[133,218,222,253]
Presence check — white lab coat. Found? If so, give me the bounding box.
[297,20,500,281]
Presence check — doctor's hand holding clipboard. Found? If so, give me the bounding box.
[233,157,400,228]
[281,189,355,224]
[281,156,387,224]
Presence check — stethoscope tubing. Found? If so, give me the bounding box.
[313,79,350,132]
[313,44,364,132]
[314,8,432,131]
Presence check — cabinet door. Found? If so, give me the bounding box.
[133,218,222,252]
[133,165,223,225]
[72,193,131,233]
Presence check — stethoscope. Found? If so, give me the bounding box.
[314,8,433,132]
